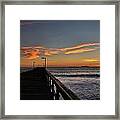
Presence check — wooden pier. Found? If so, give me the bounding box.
[20,67,79,100]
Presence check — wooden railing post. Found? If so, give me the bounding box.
[48,76,51,87]
[51,80,55,99]
[55,87,60,100]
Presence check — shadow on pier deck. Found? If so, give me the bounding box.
[20,67,79,100]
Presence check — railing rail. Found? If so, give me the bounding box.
[45,69,80,100]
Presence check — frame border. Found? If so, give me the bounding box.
[0,0,119,119]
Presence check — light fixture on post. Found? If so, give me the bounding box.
[41,57,47,68]
[32,61,35,68]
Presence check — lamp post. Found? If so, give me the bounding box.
[41,57,47,68]
[32,61,35,68]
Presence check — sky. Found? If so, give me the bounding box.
[20,20,100,67]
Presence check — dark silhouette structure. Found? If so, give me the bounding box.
[20,67,79,100]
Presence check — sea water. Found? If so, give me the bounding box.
[48,67,100,100]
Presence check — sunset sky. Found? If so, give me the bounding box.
[20,20,100,67]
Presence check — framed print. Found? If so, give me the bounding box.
[0,0,119,119]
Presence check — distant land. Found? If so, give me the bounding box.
[20,66,100,68]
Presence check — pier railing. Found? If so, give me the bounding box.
[45,69,80,100]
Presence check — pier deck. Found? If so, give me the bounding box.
[21,67,52,100]
[20,67,80,100]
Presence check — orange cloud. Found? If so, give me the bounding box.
[64,48,96,55]
[21,47,41,60]
[44,50,59,56]
[84,59,99,62]
[63,42,99,55]
[21,42,99,59]
[22,50,40,60]
[60,42,99,51]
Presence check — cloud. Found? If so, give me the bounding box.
[60,42,99,51]
[64,48,96,55]
[62,42,99,55]
[44,50,60,56]
[21,46,60,60]
[84,59,99,62]
[21,47,41,60]
[20,21,50,26]
[21,42,99,59]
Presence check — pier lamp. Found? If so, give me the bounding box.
[41,57,47,68]
[32,61,35,68]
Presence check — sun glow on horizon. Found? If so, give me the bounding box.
[20,42,100,67]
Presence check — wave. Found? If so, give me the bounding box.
[54,74,100,78]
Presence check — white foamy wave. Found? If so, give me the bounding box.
[58,77,100,100]
[48,67,100,100]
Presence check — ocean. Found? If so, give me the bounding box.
[47,67,100,100]
[21,67,100,100]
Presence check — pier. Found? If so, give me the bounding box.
[20,67,80,100]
